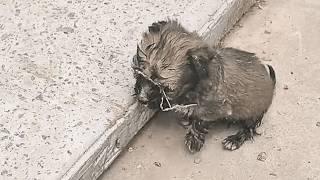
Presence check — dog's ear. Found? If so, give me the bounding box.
[132,45,147,69]
[136,45,146,61]
[148,21,167,33]
[187,46,216,78]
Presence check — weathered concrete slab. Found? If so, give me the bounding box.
[0,0,254,179]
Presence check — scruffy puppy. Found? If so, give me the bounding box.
[131,20,276,152]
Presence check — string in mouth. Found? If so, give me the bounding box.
[134,69,197,112]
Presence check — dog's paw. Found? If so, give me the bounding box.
[222,133,248,151]
[222,136,241,151]
[185,130,205,153]
[177,118,192,129]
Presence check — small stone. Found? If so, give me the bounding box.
[264,30,271,34]
[257,152,267,162]
[283,85,289,90]
[154,162,161,167]
[1,169,8,175]
[290,72,293,75]
[67,150,72,155]
[1,33,10,41]
[57,26,74,34]
[41,135,49,140]
[1,128,10,134]
[194,158,201,164]
[316,122,320,127]
[73,121,83,127]
[18,114,24,118]
[16,143,24,147]
[35,94,44,101]
[1,136,8,140]
[269,173,277,176]
[128,147,134,152]
[67,12,75,18]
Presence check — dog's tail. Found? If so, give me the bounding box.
[267,64,276,86]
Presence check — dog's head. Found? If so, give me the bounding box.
[131,20,216,109]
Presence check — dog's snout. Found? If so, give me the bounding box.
[137,95,149,104]
[136,86,150,104]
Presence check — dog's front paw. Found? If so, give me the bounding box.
[222,131,251,151]
[222,135,243,151]
[185,130,205,153]
[177,118,192,129]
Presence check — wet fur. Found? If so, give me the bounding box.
[132,20,276,152]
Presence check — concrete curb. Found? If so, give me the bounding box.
[61,0,255,179]
[198,0,256,46]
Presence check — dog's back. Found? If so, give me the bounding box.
[218,47,275,121]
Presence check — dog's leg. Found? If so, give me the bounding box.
[177,114,192,129]
[185,119,209,153]
[222,113,264,151]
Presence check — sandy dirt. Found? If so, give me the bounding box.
[100,0,320,179]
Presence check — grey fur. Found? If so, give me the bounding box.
[132,20,276,152]
[193,47,275,123]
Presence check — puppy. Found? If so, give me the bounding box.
[131,20,276,152]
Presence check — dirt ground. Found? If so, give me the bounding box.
[100,0,320,179]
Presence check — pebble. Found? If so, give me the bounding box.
[128,147,134,152]
[257,152,267,162]
[1,128,10,134]
[269,173,277,176]
[0,169,8,175]
[154,162,161,167]
[264,30,271,34]
[316,122,320,127]
[283,85,289,90]
[57,26,74,34]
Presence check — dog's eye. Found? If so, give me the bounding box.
[150,67,161,80]
[150,74,157,81]
[134,77,143,95]
[146,43,155,50]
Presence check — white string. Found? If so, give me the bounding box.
[135,69,198,112]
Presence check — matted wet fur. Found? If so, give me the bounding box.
[131,20,276,152]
